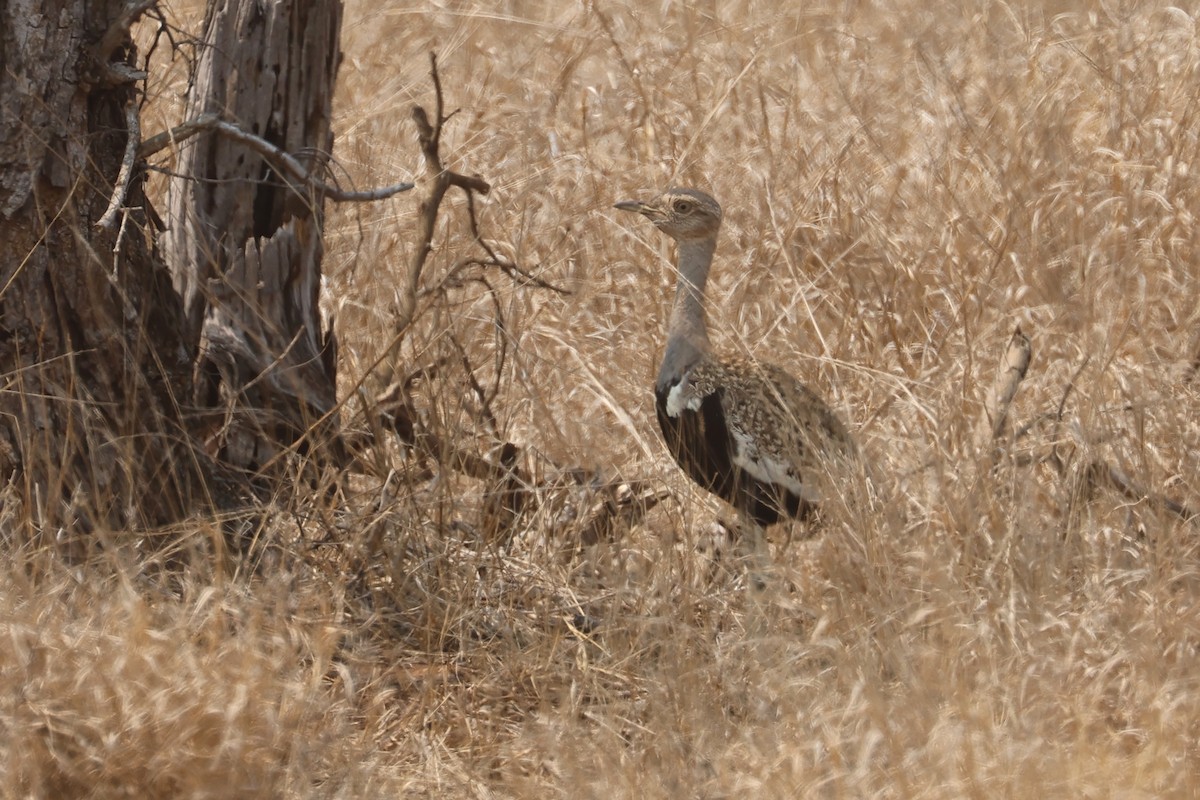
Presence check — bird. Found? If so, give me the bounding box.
[614,187,860,579]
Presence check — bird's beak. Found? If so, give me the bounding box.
[614,199,652,215]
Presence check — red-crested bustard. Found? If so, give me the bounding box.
[615,187,861,583]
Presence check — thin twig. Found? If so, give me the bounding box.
[138,5,173,106]
[431,52,445,141]
[462,191,569,294]
[98,102,141,230]
[434,273,507,428]
[1089,460,1197,521]
[138,113,414,201]
[446,326,499,434]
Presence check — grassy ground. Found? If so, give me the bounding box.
[6,0,1200,796]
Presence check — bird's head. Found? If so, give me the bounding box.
[615,188,722,242]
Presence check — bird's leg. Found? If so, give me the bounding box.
[734,512,772,594]
[734,513,774,635]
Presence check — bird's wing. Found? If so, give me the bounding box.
[694,358,856,504]
[660,357,837,525]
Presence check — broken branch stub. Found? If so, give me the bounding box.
[986,325,1032,442]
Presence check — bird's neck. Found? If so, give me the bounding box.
[658,237,716,391]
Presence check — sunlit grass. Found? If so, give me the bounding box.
[4,0,1200,796]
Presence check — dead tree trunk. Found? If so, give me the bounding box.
[0,0,211,532]
[161,0,343,471]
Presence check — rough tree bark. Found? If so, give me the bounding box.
[0,0,346,536]
[0,0,206,531]
[161,0,343,471]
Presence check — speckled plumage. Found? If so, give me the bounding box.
[616,188,859,529]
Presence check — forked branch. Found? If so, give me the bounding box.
[395,53,493,338]
[394,52,566,341]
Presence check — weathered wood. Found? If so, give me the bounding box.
[161,0,344,470]
[0,0,210,529]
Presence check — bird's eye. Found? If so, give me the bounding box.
[674,201,691,213]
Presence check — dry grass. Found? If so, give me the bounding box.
[6,0,1200,796]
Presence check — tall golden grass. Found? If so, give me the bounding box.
[5,0,1200,796]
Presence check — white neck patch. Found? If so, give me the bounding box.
[664,371,704,417]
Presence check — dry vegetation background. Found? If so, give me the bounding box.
[6,0,1200,796]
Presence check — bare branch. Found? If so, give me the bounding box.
[136,112,215,157]
[448,171,490,194]
[431,51,446,142]
[342,52,563,528]
[139,113,414,201]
